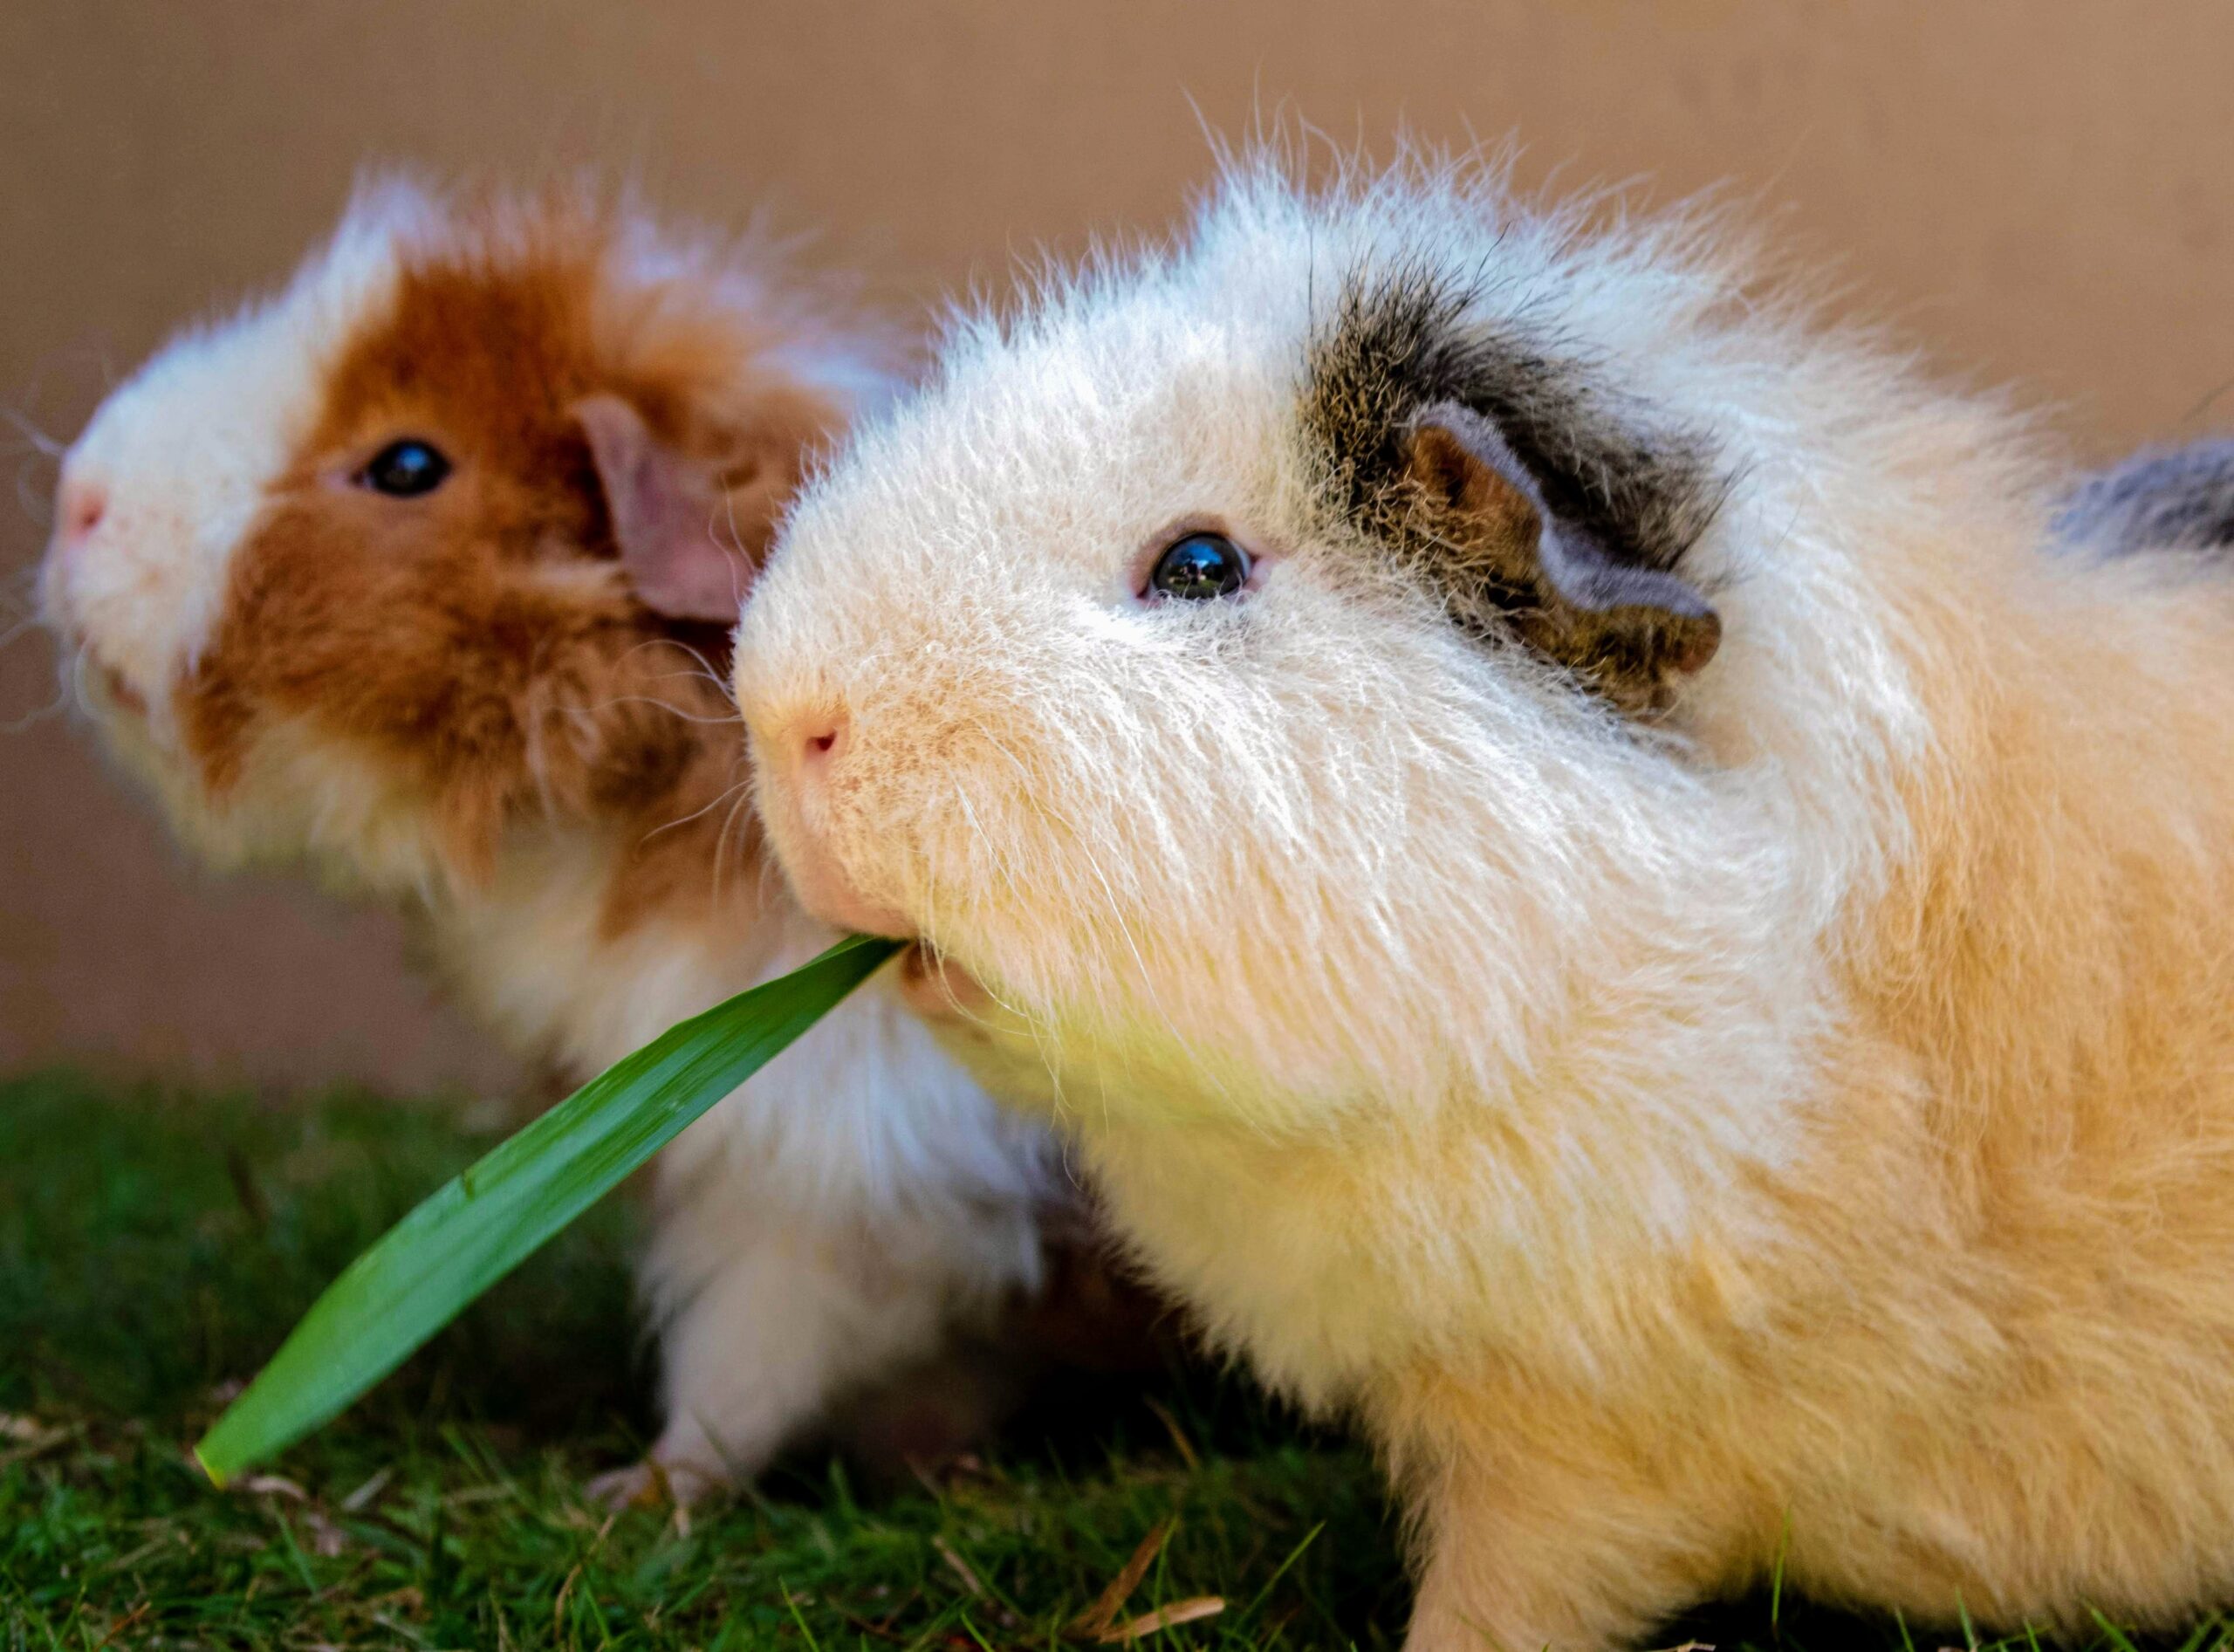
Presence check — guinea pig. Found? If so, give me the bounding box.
[38,177,1093,1505]
[737,150,2234,1649]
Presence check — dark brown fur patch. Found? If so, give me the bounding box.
[182,196,845,931]
[1300,261,1727,709]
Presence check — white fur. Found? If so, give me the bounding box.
[438,840,1053,1495]
[41,179,1059,1498]
[740,151,2234,1647]
[43,182,431,730]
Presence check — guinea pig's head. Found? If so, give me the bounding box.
[42,177,875,891]
[738,161,1769,1126]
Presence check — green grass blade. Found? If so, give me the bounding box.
[194,934,902,1484]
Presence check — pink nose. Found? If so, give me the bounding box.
[802,715,846,767]
[764,709,914,936]
[54,474,107,550]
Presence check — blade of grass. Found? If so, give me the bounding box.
[1100,1597,1223,1642]
[1236,1520,1323,1622]
[195,934,901,1484]
[1769,1507,1791,1638]
[1069,1518,1175,1639]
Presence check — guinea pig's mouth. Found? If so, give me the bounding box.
[93,661,148,718]
[894,941,997,1024]
[72,641,148,719]
[50,624,148,720]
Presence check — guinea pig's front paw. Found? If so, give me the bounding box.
[585,1450,727,1512]
[1401,1463,1714,1652]
[833,1341,1036,1488]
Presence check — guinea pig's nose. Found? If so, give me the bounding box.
[800,714,848,771]
[54,473,107,552]
[754,705,914,936]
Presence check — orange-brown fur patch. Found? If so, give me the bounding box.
[181,199,842,932]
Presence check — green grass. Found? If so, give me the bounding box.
[0,1070,2225,1650]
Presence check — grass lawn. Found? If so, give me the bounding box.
[0,1071,2224,1651]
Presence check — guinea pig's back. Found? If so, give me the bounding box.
[2055,436,2234,556]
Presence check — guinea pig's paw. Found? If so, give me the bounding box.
[833,1343,1034,1489]
[584,1451,727,1513]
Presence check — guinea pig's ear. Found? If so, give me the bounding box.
[575,394,754,624]
[1402,401,1721,706]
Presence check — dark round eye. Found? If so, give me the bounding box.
[1148,531,1251,601]
[359,439,451,497]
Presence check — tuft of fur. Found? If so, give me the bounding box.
[1302,266,1730,711]
[740,147,2234,1648]
[2056,436,2234,553]
[39,178,1095,1500]
[1302,258,1725,575]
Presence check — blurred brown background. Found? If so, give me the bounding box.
[3,2,2228,1093]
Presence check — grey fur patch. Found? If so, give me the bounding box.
[1403,401,1721,710]
[1300,261,1724,591]
[2053,438,2234,556]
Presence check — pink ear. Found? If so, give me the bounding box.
[575,394,755,623]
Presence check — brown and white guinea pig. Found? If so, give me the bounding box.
[738,148,2234,1649]
[37,178,1107,1504]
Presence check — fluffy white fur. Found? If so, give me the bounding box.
[51,182,433,729]
[739,150,2234,1647]
[41,181,1059,1502]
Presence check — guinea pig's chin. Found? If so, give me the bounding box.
[783,850,915,940]
[91,712,236,859]
[44,609,150,724]
[86,658,149,721]
[754,780,916,937]
[69,654,169,777]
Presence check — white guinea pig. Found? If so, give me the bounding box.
[738,151,2234,1649]
[38,178,1086,1504]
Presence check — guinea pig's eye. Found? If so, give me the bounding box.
[358,439,451,498]
[1147,531,1251,601]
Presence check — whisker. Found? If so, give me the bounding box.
[662,635,730,688]
[0,566,46,626]
[570,692,744,727]
[639,662,736,696]
[616,634,735,696]
[66,638,94,716]
[641,669,733,695]
[0,613,52,655]
[3,640,75,734]
[721,497,753,615]
[0,406,65,460]
[737,760,791,911]
[640,771,749,847]
[0,692,67,735]
[14,458,55,529]
[710,782,759,901]
[752,841,785,909]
